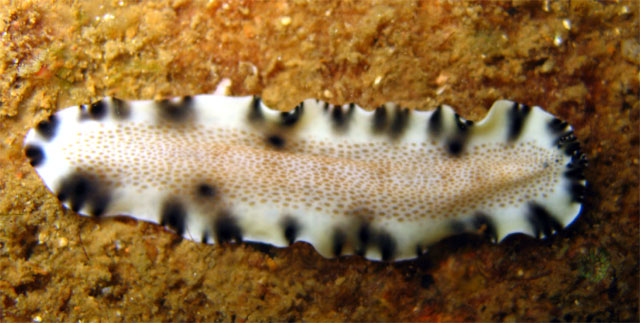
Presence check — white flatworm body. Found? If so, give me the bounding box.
[24,81,586,261]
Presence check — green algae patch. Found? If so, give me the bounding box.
[578,248,612,284]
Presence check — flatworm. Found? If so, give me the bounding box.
[24,80,587,261]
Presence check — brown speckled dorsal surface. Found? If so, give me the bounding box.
[0,1,637,321]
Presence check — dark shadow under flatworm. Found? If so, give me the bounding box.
[215,213,243,243]
[244,241,277,257]
[160,200,187,236]
[421,274,435,289]
[24,145,45,167]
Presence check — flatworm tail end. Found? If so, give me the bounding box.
[466,100,586,242]
[24,91,586,262]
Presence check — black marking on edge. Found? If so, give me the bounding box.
[89,193,111,217]
[527,203,563,238]
[24,145,45,167]
[564,167,585,180]
[447,114,473,156]
[157,96,193,122]
[390,107,410,138]
[36,115,59,140]
[449,220,467,235]
[331,105,344,127]
[373,106,387,132]
[555,131,576,147]
[160,200,187,236]
[331,103,355,130]
[507,102,531,141]
[282,217,300,245]
[376,231,396,261]
[564,142,581,157]
[332,229,346,257]
[56,174,111,217]
[112,97,130,119]
[201,231,210,244]
[248,96,264,122]
[428,105,443,136]
[568,153,588,172]
[196,183,216,198]
[356,222,371,256]
[62,176,91,213]
[446,139,464,155]
[548,117,568,133]
[215,213,243,243]
[88,100,107,120]
[555,130,583,158]
[472,213,497,242]
[570,182,586,203]
[453,113,474,132]
[281,103,304,126]
[266,134,286,148]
